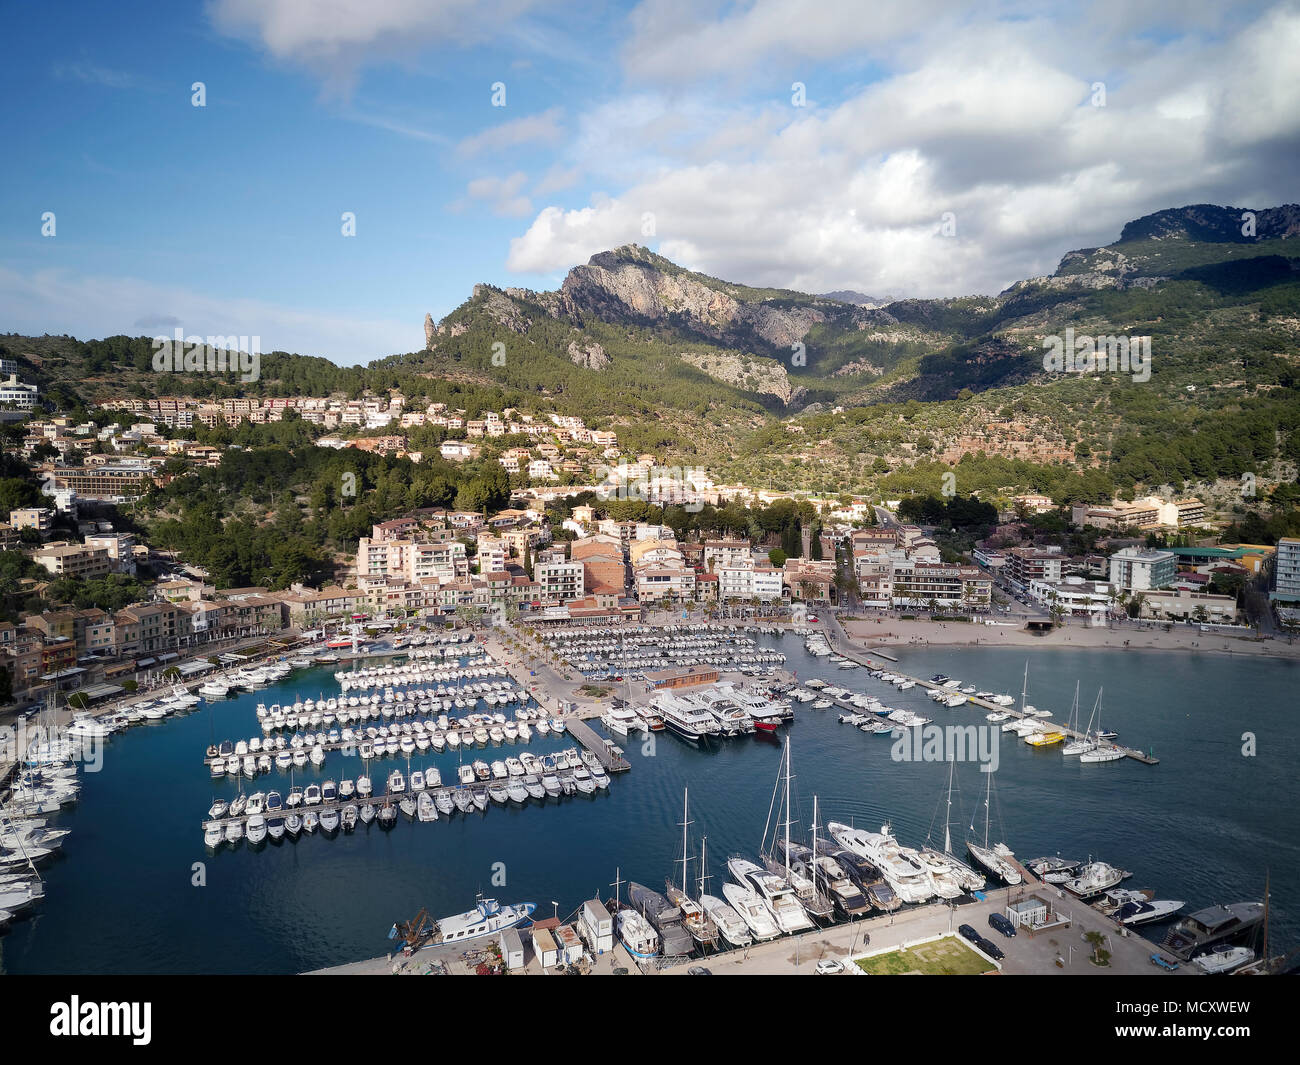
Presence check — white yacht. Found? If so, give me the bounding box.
[721,882,781,941]
[828,821,935,903]
[699,894,753,948]
[728,857,813,933]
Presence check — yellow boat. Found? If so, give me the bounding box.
[1025,730,1066,747]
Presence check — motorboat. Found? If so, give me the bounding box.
[245,814,267,844]
[319,806,340,833]
[1117,898,1185,926]
[417,791,437,821]
[721,882,780,941]
[1192,944,1256,974]
[728,857,813,933]
[1062,861,1128,898]
[699,893,753,948]
[1026,856,1080,882]
[1161,902,1265,961]
[828,822,934,903]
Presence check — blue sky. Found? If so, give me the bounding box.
[2,0,1297,364]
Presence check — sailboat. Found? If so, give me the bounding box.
[965,772,1022,884]
[921,760,986,892]
[663,789,720,949]
[1079,692,1124,762]
[1061,683,1096,756]
[761,738,834,922]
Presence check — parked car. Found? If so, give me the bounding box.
[815,959,844,975]
[988,912,1016,938]
[1149,953,1179,971]
[957,923,980,944]
[975,936,1005,961]
[687,966,712,975]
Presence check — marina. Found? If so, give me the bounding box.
[1,630,1295,974]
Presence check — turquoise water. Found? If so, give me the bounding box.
[3,638,1296,973]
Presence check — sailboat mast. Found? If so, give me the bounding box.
[983,772,992,850]
[811,795,820,893]
[680,788,690,893]
[784,739,792,876]
[944,758,953,855]
[1021,660,1028,714]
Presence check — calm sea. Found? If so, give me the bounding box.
[3,637,1296,973]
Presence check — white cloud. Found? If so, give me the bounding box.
[0,266,414,365]
[208,0,545,91]
[508,4,1300,299]
[456,107,565,157]
[461,171,534,217]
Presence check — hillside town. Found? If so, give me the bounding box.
[3,371,1296,709]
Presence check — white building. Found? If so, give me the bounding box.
[1027,577,1114,618]
[535,560,584,602]
[0,374,39,410]
[1108,547,1176,592]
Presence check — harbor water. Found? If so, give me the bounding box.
[3,637,1297,973]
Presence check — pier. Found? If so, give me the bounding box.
[203,716,558,772]
[201,759,615,837]
[564,717,632,772]
[818,636,1159,766]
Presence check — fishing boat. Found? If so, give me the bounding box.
[1062,861,1128,898]
[616,906,661,960]
[431,897,537,944]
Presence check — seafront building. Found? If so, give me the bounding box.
[1108,547,1177,592]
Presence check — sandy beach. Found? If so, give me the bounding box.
[838,615,1300,661]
